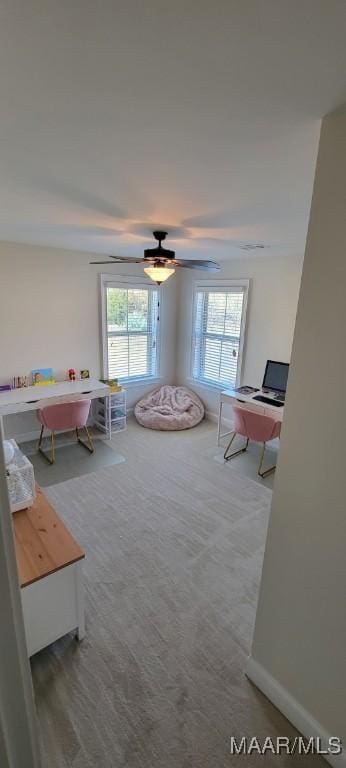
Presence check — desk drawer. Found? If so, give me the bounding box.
[233,400,265,415]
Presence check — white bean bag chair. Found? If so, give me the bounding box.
[134,385,205,431]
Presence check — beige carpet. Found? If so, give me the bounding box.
[22,436,125,486]
[31,419,324,767]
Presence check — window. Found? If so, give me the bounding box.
[102,280,160,383]
[191,282,248,389]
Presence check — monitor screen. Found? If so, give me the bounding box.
[262,360,289,393]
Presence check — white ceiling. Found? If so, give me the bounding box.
[0,0,346,260]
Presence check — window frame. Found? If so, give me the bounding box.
[100,274,162,386]
[190,279,249,391]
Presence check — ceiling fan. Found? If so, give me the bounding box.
[90,230,221,284]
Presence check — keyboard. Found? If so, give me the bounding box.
[253,394,284,407]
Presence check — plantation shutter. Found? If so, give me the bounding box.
[192,286,246,388]
[105,285,160,381]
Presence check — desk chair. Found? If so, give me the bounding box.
[37,400,93,464]
[224,406,281,478]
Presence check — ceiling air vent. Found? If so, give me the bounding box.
[238,243,268,251]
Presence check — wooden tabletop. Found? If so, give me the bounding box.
[13,486,85,588]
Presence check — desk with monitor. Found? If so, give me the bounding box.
[217,360,288,445]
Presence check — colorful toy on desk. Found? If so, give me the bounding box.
[68,368,76,381]
[12,376,29,389]
[100,378,122,393]
[32,368,55,386]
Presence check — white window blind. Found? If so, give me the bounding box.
[192,285,247,388]
[104,284,160,382]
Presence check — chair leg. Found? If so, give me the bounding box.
[224,433,249,461]
[37,424,44,450]
[38,427,55,465]
[258,442,276,478]
[76,425,94,453]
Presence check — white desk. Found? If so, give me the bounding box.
[0,378,109,417]
[217,388,284,445]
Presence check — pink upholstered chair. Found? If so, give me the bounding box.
[224,406,281,478]
[37,400,93,464]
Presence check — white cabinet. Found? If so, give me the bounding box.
[22,562,84,657]
[13,487,85,657]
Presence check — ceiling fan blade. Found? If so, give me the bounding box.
[113,256,145,263]
[93,254,145,262]
[174,259,221,271]
[90,256,145,264]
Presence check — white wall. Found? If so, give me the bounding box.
[248,107,346,753]
[0,241,178,439]
[176,256,303,416]
[0,430,40,767]
[0,241,303,439]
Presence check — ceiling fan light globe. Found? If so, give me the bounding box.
[144,265,175,284]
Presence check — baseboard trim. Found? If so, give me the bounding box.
[7,418,95,444]
[205,409,218,423]
[5,411,132,444]
[205,409,234,428]
[246,656,345,767]
[7,429,41,443]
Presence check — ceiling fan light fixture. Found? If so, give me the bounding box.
[144,263,175,285]
[90,229,220,275]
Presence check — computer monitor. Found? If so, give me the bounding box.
[262,360,289,394]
